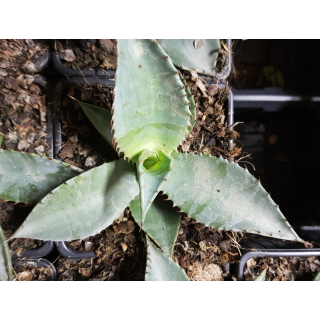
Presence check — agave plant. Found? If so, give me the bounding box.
[0,39,303,281]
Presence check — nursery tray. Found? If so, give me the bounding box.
[12,258,56,281]
[55,241,95,260]
[11,241,54,259]
[52,51,115,79]
[233,234,320,281]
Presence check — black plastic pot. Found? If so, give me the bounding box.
[52,51,115,79]
[12,258,56,281]
[32,49,51,74]
[11,241,54,259]
[232,234,320,281]
[55,241,95,260]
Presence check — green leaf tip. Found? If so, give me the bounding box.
[162,152,302,242]
[312,271,320,281]
[75,99,114,148]
[157,39,221,76]
[254,268,267,281]
[136,149,173,224]
[112,39,192,162]
[12,159,139,241]
[0,149,82,205]
[0,225,12,281]
[145,237,189,281]
[130,194,181,257]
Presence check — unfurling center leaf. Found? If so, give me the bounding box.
[137,149,172,224]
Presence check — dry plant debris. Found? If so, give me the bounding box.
[54,39,117,71]
[245,256,320,281]
[0,40,49,155]
[179,69,241,160]
[13,265,52,281]
[0,39,49,76]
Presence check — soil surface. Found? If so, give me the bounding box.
[0,40,49,76]
[57,209,146,281]
[245,256,320,281]
[54,40,117,71]
[0,75,48,155]
[13,264,52,281]
[179,69,241,160]
[58,83,118,168]
[173,214,241,281]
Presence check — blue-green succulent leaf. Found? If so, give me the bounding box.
[157,39,221,76]
[75,100,114,148]
[145,237,189,281]
[113,39,192,162]
[130,194,181,257]
[162,152,302,242]
[12,159,139,241]
[0,149,83,205]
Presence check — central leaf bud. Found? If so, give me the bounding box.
[143,154,158,170]
[136,149,173,225]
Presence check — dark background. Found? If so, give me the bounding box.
[230,40,320,226]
